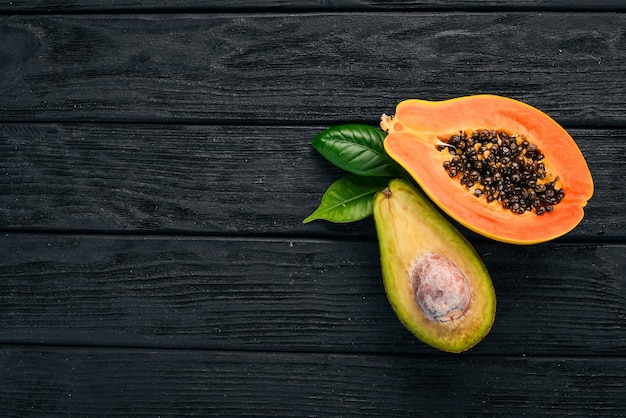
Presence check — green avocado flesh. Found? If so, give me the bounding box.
[373,179,496,353]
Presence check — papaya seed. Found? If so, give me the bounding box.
[439,129,565,215]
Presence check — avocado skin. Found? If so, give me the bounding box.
[373,179,496,353]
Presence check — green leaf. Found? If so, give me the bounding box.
[303,175,391,224]
[311,124,402,177]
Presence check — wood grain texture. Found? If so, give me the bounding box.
[3,0,626,12]
[1,4,624,416]
[1,124,619,238]
[1,345,625,417]
[1,234,624,355]
[1,13,625,125]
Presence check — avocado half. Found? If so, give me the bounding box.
[373,179,496,353]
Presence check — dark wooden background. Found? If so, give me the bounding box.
[1,1,625,416]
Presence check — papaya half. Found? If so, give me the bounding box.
[380,95,594,244]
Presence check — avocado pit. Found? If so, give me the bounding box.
[410,253,471,323]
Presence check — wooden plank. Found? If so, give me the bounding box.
[1,124,619,238]
[1,13,625,125]
[3,0,626,12]
[1,234,624,355]
[1,345,625,416]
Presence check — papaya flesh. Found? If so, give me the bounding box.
[373,179,496,353]
[381,95,594,244]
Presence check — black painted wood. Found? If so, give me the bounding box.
[3,0,626,12]
[0,124,620,238]
[1,13,625,125]
[2,345,625,417]
[1,4,624,417]
[1,234,625,355]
